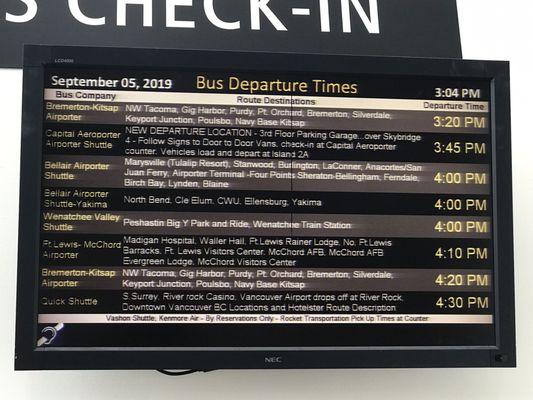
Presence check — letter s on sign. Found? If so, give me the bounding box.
[6,0,37,23]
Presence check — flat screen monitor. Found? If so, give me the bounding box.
[15,45,515,370]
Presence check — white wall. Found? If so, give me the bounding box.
[0,0,531,398]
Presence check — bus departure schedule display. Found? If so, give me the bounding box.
[36,67,495,349]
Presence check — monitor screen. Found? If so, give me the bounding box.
[15,46,515,370]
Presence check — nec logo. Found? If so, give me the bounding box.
[265,356,283,363]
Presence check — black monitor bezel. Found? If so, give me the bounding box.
[15,45,515,370]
